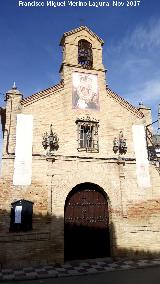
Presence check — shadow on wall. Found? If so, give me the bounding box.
[0,208,64,269]
[0,209,160,268]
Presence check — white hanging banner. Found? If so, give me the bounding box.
[15,205,22,223]
[13,114,33,185]
[132,124,150,188]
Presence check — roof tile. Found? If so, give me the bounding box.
[107,87,144,118]
[21,82,64,106]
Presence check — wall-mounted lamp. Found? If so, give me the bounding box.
[113,131,127,154]
[146,104,160,165]
[42,124,59,155]
[147,130,160,163]
[152,135,160,158]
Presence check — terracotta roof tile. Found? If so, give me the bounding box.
[60,26,104,46]
[21,82,64,106]
[107,87,144,119]
[21,82,144,119]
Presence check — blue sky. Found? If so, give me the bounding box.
[0,0,160,164]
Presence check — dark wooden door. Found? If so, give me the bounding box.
[64,188,110,261]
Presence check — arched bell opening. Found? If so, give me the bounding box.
[78,40,93,69]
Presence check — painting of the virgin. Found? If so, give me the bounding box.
[72,72,99,110]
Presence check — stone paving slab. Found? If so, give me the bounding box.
[0,257,160,281]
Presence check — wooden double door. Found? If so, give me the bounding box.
[64,185,110,261]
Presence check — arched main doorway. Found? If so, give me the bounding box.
[64,183,110,261]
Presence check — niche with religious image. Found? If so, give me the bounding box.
[72,72,99,110]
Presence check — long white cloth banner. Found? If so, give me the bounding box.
[132,124,150,188]
[13,114,33,185]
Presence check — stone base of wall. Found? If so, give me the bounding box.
[1,220,160,268]
[0,232,63,269]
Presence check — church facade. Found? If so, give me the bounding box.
[0,26,160,268]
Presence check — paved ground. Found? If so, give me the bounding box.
[1,257,160,281]
[2,266,160,284]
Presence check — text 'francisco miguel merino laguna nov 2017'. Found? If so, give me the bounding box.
[18,1,142,8]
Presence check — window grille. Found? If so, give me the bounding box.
[77,120,99,152]
[78,40,93,69]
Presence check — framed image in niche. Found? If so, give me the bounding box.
[72,72,99,111]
